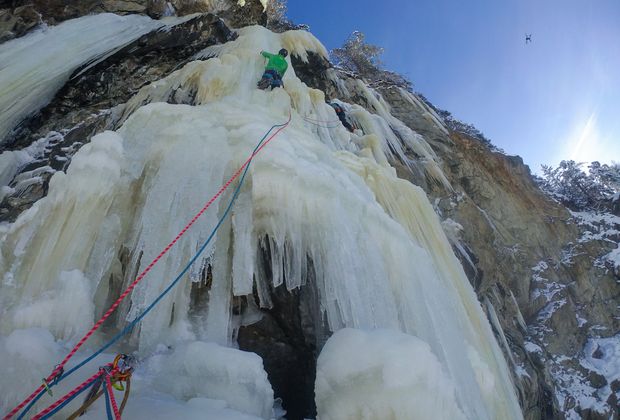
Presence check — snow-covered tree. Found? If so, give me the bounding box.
[538,160,620,212]
[266,0,309,32]
[331,31,411,89]
[589,161,620,194]
[266,0,287,27]
[332,31,384,75]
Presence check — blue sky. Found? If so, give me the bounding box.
[287,0,620,173]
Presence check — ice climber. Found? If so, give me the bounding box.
[329,102,355,132]
[257,48,288,90]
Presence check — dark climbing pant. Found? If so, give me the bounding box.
[336,111,354,132]
[258,69,283,89]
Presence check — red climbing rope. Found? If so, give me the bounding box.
[103,373,121,419]
[4,112,291,420]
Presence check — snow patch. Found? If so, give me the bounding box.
[537,298,567,323]
[530,260,568,303]
[551,362,612,419]
[605,245,620,273]
[515,364,530,379]
[581,334,620,386]
[524,341,543,354]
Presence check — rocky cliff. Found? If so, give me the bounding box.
[1,1,618,419]
[296,51,620,419]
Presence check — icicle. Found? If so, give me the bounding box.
[326,68,351,97]
[346,80,453,191]
[281,30,329,62]
[163,2,176,16]
[509,290,528,332]
[335,151,521,418]
[0,131,63,188]
[232,189,256,296]
[484,297,516,366]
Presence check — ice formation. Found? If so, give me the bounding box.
[0,13,176,143]
[0,18,522,420]
[145,341,274,418]
[315,328,466,419]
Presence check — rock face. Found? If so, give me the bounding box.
[1,6,618,420]
[1,0,266,23]
[3,0,147,24]
[0,5,40,41]
[0,0,267,41]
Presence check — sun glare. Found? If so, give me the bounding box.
[565,112,604,164]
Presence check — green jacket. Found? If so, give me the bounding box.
[261,51,288,77]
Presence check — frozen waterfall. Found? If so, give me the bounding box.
[0,17,522,420]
